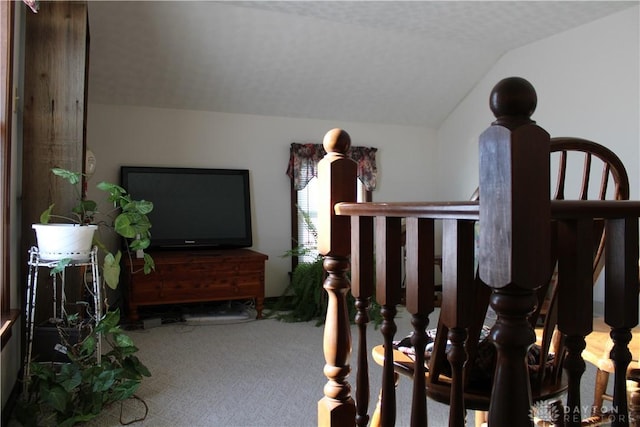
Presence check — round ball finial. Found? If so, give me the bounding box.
[323,128,351,154]
[489,77,537,121]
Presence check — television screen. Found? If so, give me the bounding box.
[121,167,253,249]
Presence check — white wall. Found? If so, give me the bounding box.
[86,105,436,297]
[437,6,640,313]
[438,6,639,199]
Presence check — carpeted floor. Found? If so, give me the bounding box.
[82,310,436,427]
[12,307,605,426]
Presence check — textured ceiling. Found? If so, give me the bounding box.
[87,1,637,128]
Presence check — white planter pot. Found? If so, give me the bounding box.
[32,224,98,261]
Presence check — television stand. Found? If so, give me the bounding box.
[123,248,268,323]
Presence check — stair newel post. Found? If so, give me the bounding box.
[478,77,551,426]
[317,128,357,427]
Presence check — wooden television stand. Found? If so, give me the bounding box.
[123,248,268,323]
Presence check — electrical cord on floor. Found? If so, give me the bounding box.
[119,394,149,425]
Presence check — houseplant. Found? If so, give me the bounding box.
[16,310,151,427]
[36,167,154,289]
[268,207,382,327]
[18,168,155,425]
[270,243,383,327]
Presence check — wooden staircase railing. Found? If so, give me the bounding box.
[317,77,640,427]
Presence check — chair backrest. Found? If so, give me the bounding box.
[550,137,629,281]
[425,136,630,410]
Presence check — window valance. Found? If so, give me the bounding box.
[23,0,38,13]
[286,143,378,191]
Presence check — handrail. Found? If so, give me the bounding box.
[336,201,479,219]
[336,199,640,220]
[333,199,640,427]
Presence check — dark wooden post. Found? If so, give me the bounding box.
[318,129,357,426]
[557,218,594,427]
[22,1,89,320]
[351,215,374,427]
[441,219,476,427]
[478,77,551,426]
[605,217,639,426]
[406,217,435,427]
[376,216,403,427]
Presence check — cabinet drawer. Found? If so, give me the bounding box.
[130,278,262,301]
[130,285,162,302]
[174,270,262,285]
[160,282,261,301]
[124,249,268,320]
[130,272,263,301]
[156,261,264,276]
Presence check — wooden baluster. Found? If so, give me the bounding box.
[376,216,403,427]
[405,217,436,427]
[478,77,551,427]
[441,219,476,427]
[557,218,594,426]
[318,128,357,427]
[604,217,639,427]
[351,215,374,427]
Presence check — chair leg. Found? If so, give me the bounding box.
[592,369,610,417]
[628,380,640,426]
[370,372,400,427]
[474,410,488,427]
[370,391,382,427]
[581,369,610,426]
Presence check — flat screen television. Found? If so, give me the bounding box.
[121,166,253,249]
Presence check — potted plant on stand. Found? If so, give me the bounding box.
[33,167,154,284]
[16,168,154,426]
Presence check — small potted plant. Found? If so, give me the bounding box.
[34,168,154,289]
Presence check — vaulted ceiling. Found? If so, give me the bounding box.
[87,1,637,128]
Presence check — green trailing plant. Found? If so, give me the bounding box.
[269,256,326,324]
[269,254,383,327]
[16,309,151,427]
[268,206,382,327]
[39,168,155,289]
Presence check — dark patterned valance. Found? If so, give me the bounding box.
[286,143,378,191]
[23,0,38,13]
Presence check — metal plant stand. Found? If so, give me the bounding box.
[23,246,102,393]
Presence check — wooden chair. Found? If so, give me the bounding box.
[548,138,632,426]
[370,137,630,426]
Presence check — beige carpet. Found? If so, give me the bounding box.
[18,308,600,427]
[81,310,450,426]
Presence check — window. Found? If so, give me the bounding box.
[287,142,377,269]
[1,0,17,348]
[294,177,320,263]
[294,177,369,264]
